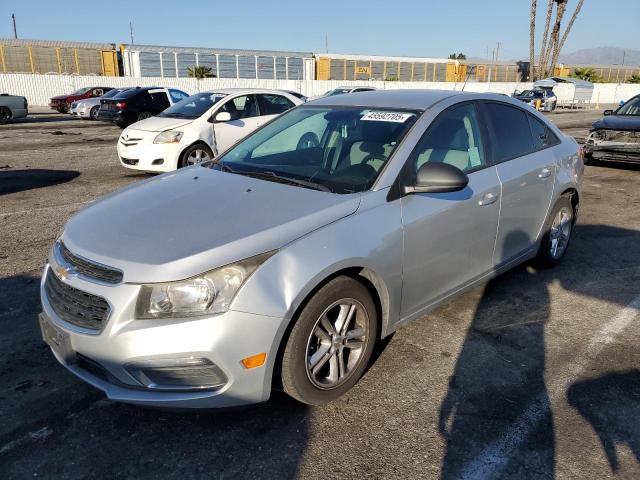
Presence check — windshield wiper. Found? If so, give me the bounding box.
[240,170,332,192]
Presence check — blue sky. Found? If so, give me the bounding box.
[0,0,638,60]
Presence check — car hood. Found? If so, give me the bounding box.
[62,168,361,283]
[79,97,101,106]
[592,115,640,131]
[128,115,194,132]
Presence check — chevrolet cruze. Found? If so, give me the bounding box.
[40,90,583,408]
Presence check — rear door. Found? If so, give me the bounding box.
[481,102,556,265]
[212,94,262,153]
[147,89,171,114]
[400,101,501,317]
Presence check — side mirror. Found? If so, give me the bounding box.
[603,109,614,116]
[213,111,232,123]
[403,162,469,195]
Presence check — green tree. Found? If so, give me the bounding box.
[186,65,214,79]
[448,53,466,60]
[570,67,603,83]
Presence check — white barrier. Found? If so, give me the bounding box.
[1,73,639,106]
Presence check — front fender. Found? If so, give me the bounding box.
[231,189,403,338]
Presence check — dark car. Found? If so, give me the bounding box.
[49,87,113,114]
[585,95,640,164]
[97,87,189,128]
[513,88,557,112]
[0,93,28,124]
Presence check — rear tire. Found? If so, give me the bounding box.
[535,195,575,267]
[0,106,11,125]
[137,111,151,121]
[281,276,378,405]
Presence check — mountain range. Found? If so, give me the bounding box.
[558,47,639,66]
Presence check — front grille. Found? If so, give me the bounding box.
[120,138,142,147]
[58,242,123,284]
[120,157,139,166]
[44,269,110,331]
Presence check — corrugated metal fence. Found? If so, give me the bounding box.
[1,73,639,106]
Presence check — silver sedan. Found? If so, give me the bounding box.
[39,90,583,408]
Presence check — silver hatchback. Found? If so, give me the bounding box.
[40,90,583,408]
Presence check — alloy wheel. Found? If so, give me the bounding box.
[305,299,368,389]
[185,148,211,166]
[549,206,572,259]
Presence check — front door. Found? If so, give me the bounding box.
[213,94,262,154]
[400,102,500,318]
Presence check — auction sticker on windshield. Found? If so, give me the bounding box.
[361,111,414,123]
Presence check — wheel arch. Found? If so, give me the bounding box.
[179,140,213,167]
[560,187,580,217]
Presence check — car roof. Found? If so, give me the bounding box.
[309,89,464,110]
[198,88,298,96]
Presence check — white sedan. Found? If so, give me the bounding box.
[117,89,304,173]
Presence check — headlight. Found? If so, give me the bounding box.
[153,130,184,144]
[135,251,275,319]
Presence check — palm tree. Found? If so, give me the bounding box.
[538,0,555,78]
[546,0,568,76]
[627,73,640,84]
[550,0,586,74]
[570,67,603,83]
[186,65,214,79]
[529,0,537,80]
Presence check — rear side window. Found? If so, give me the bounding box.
[259,94,295,115]
[485,103,534,161]
[528,114,559,150]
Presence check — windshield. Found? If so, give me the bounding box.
[72,87,91,95]
[616,96,640,116]
[208,106,420,194]
[520,90,543,98]
[158,92,228,119]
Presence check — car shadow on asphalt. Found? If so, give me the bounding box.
[0,273,310,479]
[568,370,640,472]
[0,169,80,196]
[438,224,640,479]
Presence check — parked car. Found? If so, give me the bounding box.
[39,90,582,409]
[97,87,189,128]
[49,87,113,114]
[70,88,130,120]
[117,89,303,172]
[0,93,28,124]
[585,94,640,163]
[322,86,376,97]
[513,88,557,112]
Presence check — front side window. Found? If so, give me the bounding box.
[616,96,640,116]
[411,103,486,174]
[219,95,259,120]
[485,103,534,162]
[258,94,295,115]
[159,92,227,119]
[210,106,420,194]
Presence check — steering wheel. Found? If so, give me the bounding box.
[297,132,320,150]
[360,153,388,168]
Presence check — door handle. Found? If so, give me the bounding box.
[478,192,498,206]
[538,167,552,179]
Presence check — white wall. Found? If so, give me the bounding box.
[1,73,639,106]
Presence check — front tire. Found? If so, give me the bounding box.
[180,144,214,167]
[281,276,378,405]
[89,106,99,120]
[137,111,151,121]
[535,195,575,267]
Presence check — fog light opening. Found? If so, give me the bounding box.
[125,357,227,391]
[151,158,164,165]
[241,352,267,369]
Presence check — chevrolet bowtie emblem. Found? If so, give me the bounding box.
[54,265,72,281]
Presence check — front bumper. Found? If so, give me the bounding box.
[117,135,183,173]
[39,263,284,408]
[585,130,640,163]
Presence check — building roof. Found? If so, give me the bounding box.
[121,43,313,58]
[0,38,115,49]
